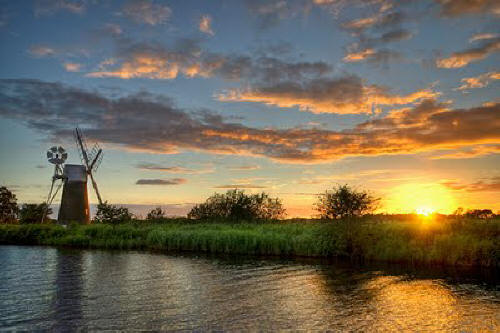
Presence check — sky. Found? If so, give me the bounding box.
[0,0,499,218]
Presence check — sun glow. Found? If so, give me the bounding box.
[416,206,435,216]
[384,183,456,214]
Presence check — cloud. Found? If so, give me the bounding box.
[343,48,402,64]
[121,0,171,25]
[63,62,82,72]
[340,6,412,65]
[34,0,86,17]
[199,15,214,36]
[137,163,214,174]
[1,79,499,164]
[441,177,500,192]
[214,184,266,189]
[469,33,499,43]
[429,145,500,159]
[28,45,56,57]
[136,178,187,185]
[218,74,437,114]
[228,165,261,171]
[435,0,500,17]
[456,71,500,90]
[87,38,331,82]
[245,0,311,29]
[436,37,500,68]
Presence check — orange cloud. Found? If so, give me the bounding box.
[436,38,500,68]
[63,62,82,72]
[456,71,500,90]
[429,145,500,159]
[441,177,500,192]
[218,75,437,114]
[343,48,376,62]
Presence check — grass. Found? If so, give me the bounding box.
[0,216,498,267]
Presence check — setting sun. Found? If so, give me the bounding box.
[416,207,435,216]
[384,183,456,215]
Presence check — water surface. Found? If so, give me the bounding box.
[0,245,498,331]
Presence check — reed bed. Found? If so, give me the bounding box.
[0,217,498,267]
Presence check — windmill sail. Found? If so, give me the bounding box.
[75,128,103,205]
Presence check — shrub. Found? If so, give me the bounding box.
[188,190,285,221]
[0,186,19,224]
[315,184,379,219]
[94,202,133,224]
[146,207,167,221]
[465,209,494,219]
[19,203,52,224]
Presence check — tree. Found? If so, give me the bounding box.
[146,207,167,220]
[19,203,52,224]
[94,202,133,224]
[315,184,378,219]
[465,209,493,219]
[0,186,19,224]
[188,189,285,221]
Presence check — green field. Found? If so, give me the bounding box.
[0,217,498,267]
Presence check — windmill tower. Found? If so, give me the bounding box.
[44,128,104,224]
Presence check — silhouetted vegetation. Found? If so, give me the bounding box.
[0,186,18,224]
[187,190,285,221]
[146,207,167,221]
[465,209,494,219]
[19,203,52,224]
[315,185,378,219]
[94,202,133,224]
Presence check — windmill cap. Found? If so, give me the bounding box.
[64,164,87,182]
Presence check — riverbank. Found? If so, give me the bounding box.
[0,217,498,267]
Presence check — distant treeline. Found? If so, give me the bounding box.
[1,185,497,224]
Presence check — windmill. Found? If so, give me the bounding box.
[43,128,104,224]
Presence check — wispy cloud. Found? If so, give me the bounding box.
[137,163,214,174]
[436,37,500,68]
[28,45,56,57]
[121,0,171,25]
[34,0,86,17]
[215,184,266,189]
[441,177,500,192]
[435,0,500,17]
[429,145,500,159]
[469,33,499,43]
[199,15,214,35]
[228,165,261,171]
[63,62,82,72]
[136,178,187,185]
[456,71,500,90]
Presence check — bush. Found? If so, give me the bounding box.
[188,190,285,221]
[146,207,167,220]
[94,202,133,224]
[19,203,52,224]
[465,209,494,219]
[0,186,19,224]
[315,184,378,219]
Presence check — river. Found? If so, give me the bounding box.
[0,245,498,331]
